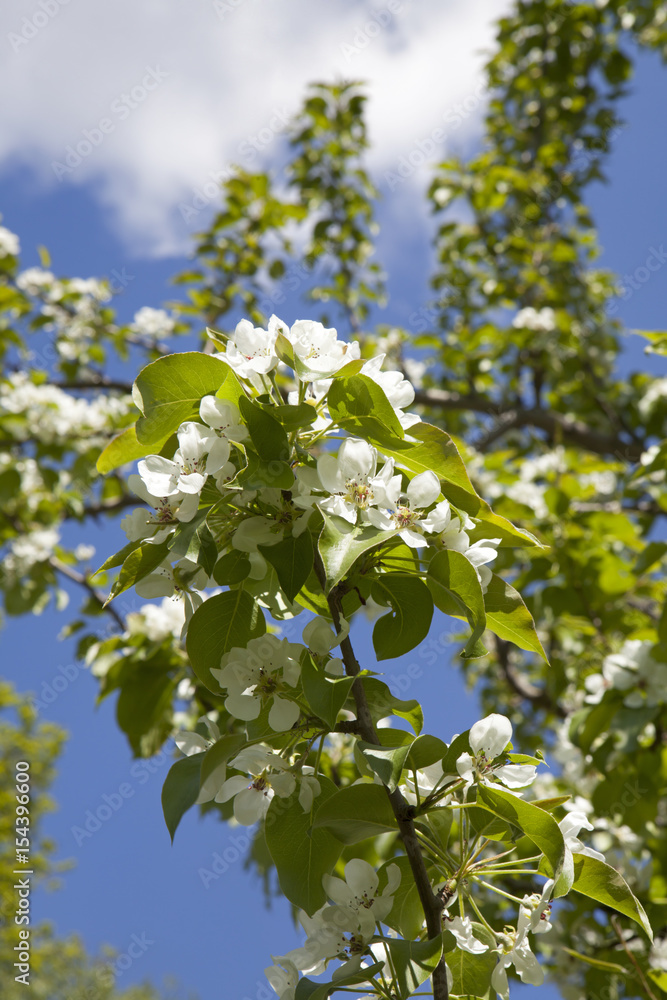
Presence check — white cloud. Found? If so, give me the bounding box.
[0,0,506,257]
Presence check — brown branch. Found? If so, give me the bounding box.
[52,378,134,393]
[413,389,644,461]
[494,636,566,718]
[49,556,126,631]
[611,916,659,1000]
[325,579,449,1000]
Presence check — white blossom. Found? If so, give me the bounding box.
[559,812,606,862]
[288,319,360,379]
[491,909,545,999]
[445,915,489,954]
[126,597,185,642]
[173,715,220,757]
[649,937,667,973]
[132,306,175,339]
[138,421,230,497]
[221,315,285,380]
[359,355,420,428]
[464,537,501,591]
[457,714,537,790]
[199,395,247,441]
[265,956,299,1000]
[585,640,667,708]
[217,744,296,824]
[512,306,556,333]
[0,225,20,257]
[16,267,55,295]
[322,859,401,939]
[212,634,303,731]
[366,462,441,547]
[302,616,350,656]
[317,438,378,523]
[124,474,199,540]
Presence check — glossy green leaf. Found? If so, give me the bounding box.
[428,549,487,658]
[259,530,313,601]
[484,574,548,662]
[186,590,266,692]
[358,740,411,792]
[406,734,449,771]
[387,936,444,1000]
[571,853,653,940]
[372,573,434,660]
[161,753,204,842]
[294,963,384,1000]
[301,655,355,729]
[96,424,171,474]
[478,784,572,896]
[362,678,424,734]
[318,512,399,593]
[212,550,251,585]
[105,538,171,603]
[327,373,404,438]
[312,782,397,843]
[265,775,343,915]
[445,922,496,997]
[238,396,290,463]
[133,353,231,444]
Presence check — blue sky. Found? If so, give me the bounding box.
[1,3,667,998]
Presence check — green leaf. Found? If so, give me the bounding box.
[259,530,313,601]
[406,734,449,771]
[372,573,434,660]
[133,353,231,444]
[238,396,290,463]
[368,421,541,547]
[161,753,204,842]
[387,936,444,1000]
[484,574,548,662]
[362,678,424,734]
[358,740,411,792]
[238,451,295,489]
[571,853,653,940]
[265,775,343,915]
[445,922,496,997]
[428,549,487,658]
[294,963,384,1000]
[327,373,404,438]
[0,468,21,502]
[478,784,572,896]
[96,424,174,474]
[301,655,355,729]
[212,550,251,585]
[92,538,143,577]
[186,590,266,692]
[318,512,400,593]
[312,783,397,843]
[368,421,477,506]
[116,670,175,757]
[634,541,667,575]
[105,538,171,603]
[260,401,317,429]
[440,730,472,775]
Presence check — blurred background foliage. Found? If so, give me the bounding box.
[2,0,667,997]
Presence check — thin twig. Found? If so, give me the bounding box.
[611,916,659,1000]
[49,556,125,631]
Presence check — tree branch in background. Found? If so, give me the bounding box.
[414,389,645,461]
[49,556,126,632]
